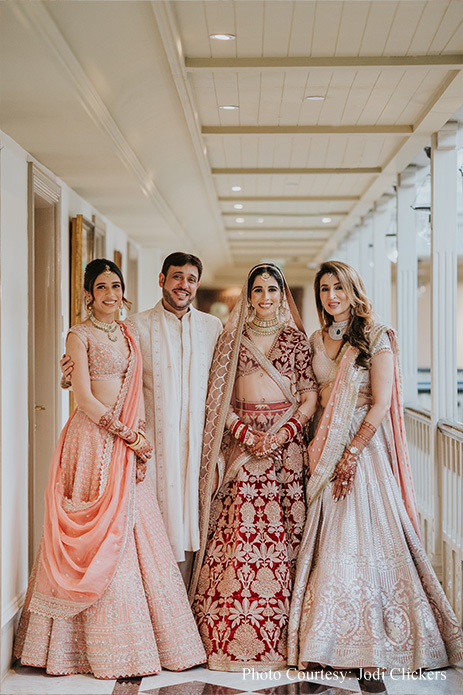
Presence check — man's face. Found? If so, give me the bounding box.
[159,264,200,313]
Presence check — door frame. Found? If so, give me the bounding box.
[27,162,62,567]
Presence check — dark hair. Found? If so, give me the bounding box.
[84,258,131,311]
[314,260,374,368]
[161,252,203,281]
[247,263,284,298]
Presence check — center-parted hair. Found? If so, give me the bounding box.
[247,263,284,298]
[84,258,131,311]
[314,260,374,368]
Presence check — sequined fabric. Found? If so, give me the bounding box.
[192,402,308,672]
[68,324,128,380]
[14,322,206,678]
[288,330,463,671]
[14,477,206,677]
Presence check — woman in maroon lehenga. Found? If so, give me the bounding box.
[190,264,318,671]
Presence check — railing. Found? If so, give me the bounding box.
[404,406,433,557]
[405,406,463,624]
[438,420,463,624]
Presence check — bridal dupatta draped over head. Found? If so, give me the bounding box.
[188,266,305,601]
[29,324,142,619]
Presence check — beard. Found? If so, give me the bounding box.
[162,287,194,311]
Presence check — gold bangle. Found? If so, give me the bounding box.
[128,432,145,451]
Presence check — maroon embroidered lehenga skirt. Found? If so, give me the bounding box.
[192,400,308,671]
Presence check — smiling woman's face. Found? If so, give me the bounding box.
[319,273,351,322]
[250,274,282,320]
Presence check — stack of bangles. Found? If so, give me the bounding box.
[230,418,250,444]
[128,431,147,451]
[279,415,303,442]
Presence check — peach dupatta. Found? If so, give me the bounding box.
[305,325,422,541]
[29,324,142,619]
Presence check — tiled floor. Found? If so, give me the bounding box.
[2,664,463,695]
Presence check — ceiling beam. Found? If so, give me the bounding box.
[203,126,412,135]
[219,196,361,202]
[213,167,381,175]
[223,212,348,218]
[186,55,463,71]
[225,232,334,239]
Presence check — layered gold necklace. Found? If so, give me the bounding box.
[248,315,283,336]
[89,312,118,342]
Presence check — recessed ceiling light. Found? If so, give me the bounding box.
[235,217,245,223]
[257,218,264,224]
[219,105,239,110]
[322,217,332,224]
[305,95,325,101]
[231,186,242,191]
[233,203,243,210]
[210,33,236,41]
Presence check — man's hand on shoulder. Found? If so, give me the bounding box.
[60,353,74,389]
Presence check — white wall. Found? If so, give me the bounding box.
[0,129,143,679]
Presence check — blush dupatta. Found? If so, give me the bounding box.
[29,323,142,619]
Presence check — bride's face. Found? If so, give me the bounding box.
[250,275,282,320]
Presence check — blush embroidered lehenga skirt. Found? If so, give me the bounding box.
[289,405,463,671]
[14,409,206,679]
[192,400,308,671]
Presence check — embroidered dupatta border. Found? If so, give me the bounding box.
[29,323,141,619]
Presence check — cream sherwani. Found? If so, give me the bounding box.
[129,302,222,562]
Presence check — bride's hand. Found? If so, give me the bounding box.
[247,430,266,456]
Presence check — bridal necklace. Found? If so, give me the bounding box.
[248,315,282,336]
[328,318,349,341]
[89,311,118,342]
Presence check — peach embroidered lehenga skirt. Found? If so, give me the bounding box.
[14,409,206,679]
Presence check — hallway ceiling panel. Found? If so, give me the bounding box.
[1,1,462,284]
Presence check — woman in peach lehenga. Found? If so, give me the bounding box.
[190,264,318,671]
[287,261,463,675]
[14,259,206,679]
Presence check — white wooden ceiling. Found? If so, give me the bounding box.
[1,1,462,284]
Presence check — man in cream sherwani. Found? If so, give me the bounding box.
[128,252,222,581]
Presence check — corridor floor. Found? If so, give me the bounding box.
[2,663,462,695]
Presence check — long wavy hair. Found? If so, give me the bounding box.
[314,260,374,368]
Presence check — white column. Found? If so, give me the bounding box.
[138,246,163,312]
[359,215,374,298]
[396,166,418,404]
[431,122,458,422]
[347,228,360,273]
[429,121,458,577]
[372,199,392,324]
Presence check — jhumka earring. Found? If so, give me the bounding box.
[247,302,256,319]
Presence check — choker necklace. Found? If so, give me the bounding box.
[89,312,118,342]
[248,315,282,336]
[328,318,349,341]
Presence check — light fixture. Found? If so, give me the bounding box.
[257,218,264,224]
[235,217,244,223]
[233,203,243,210]
[305,95,325,101]
[231,185,242,192]
[210,33,236,41]
[219,105,239,110]
[322,217,332,224]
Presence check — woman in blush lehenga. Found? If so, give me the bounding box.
[14,258,205,679]
[190,263,318,671]
[287,260,463,676]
